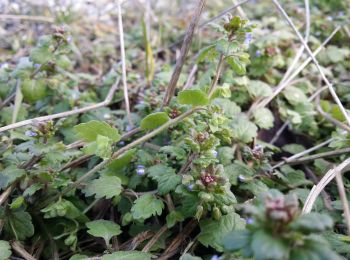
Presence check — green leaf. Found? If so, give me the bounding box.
[69,254,88,260]
[222,229,251,252]
[82,134,113,159]
[23,183,44,197]
[108,149,136,170]
[283,86,308,105]
[291,213,333,233]
[197,44,217,62]
[177,89,209,106]
[84,176,122,199]
[0,240,11,260]
[166,211,184,228]
[29,46,54,64]
[198,213,245,251]
[226,56,246,75]
[101,251,154,260]
[86,220,122,246]
[131,194,164,220]
[212,98,241,118]
[246,80,272,98]
[251,230,289,260]
[41,199,88,222]
[140,112,170,130]
[74,120,120,142]
[0,166,26,190]
[180,254,202,260]
[282,144,305,154]
[4,209,34,240]
[230,116,257,143]
[10,196,24,209]
[148,165,182,195]
[253,107,274,129]
[21,79,47,103]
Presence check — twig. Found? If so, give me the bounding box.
[0,14,54,23]
[117,0,133,127]
[281,147,350,166]
[208,54,224,97]
[11,241,36,260]
[302,157,350,214]
[335,171,350,235]
[142,225,168,252]
[0,91,16,109]
[272,137,334,169]
[279,0,310,85]
[162,219,197,256]
[303,166,333,211]
[183,64,198,90]
[0,80,120,133]
[272,0,350,126]
[162,0,205,107]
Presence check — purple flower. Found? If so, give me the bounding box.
[246,217,254,225]
[255,50,262,57]
[337,11,345,17]
[136,165,145,176]
[238,174,246,182]
[66,36,73,43]
[211,150,218,158]
[126,125,133,132]
[33,63,41,69]
[25,130,37,137]
[326,16,333,21]
[211,255,219,260]
[244,33,253,45]
[187,184,194,191]
[118,141,125,146]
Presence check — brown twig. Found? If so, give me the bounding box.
[142,225,168,252]
[303,157,350,214]
[303,166,333,211]
[162,0,206,107]
[11,241,36,260]
[335,171,350,235]
[162,219,197,256]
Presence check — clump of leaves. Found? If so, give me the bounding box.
[222,189,340,260]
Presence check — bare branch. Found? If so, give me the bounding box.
[303,158,350,214]
[162,0,205,107]
[117,0,133,126]
[0,14,54,23]
[335,172,350,235]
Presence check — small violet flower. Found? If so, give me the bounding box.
[126,125,133,132]
[238,174,246,182]
[246,217,254,225]
[187,183,194,191]
[25,130,38,137]
[211,255,219,260]
[33,63,41,69]
[136,165,145,176]
[255,50,262,57]
[211,150,218,158]
[326,16,333,21]
[244,32,253,46]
